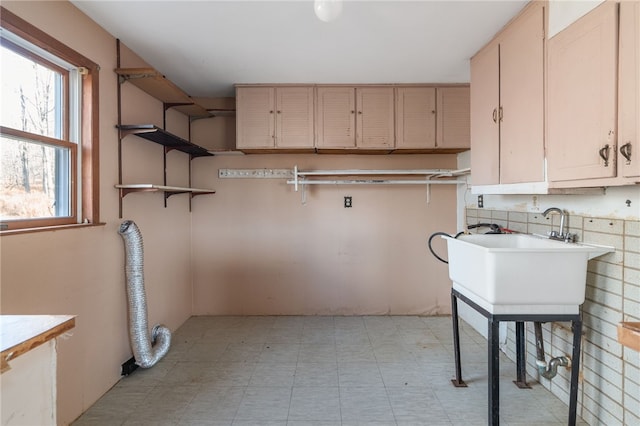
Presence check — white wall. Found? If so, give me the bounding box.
[548,0,606,38]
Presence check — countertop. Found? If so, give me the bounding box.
[1,315,76,373]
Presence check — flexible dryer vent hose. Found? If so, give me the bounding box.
[118,220,171,368]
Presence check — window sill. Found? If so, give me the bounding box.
[0,222,106,236]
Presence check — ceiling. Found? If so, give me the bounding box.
[71,0,528,98]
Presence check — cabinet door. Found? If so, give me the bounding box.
[436,87,470,149]
[499,4,545,183]
[547,2,618,182]
[236,87,275,149]
[356,87,395,148]
[619,1,640,178]
[316,87,356,148]
[470,42,500,185]
[275,87,314,148]
[395,87,436,149]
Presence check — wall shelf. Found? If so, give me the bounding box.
[206,109,236,117]
[115,184,215,199]
[618,322,640,351]
[116,41,216,217]
[118,124,212,158]
[115,67,209,116]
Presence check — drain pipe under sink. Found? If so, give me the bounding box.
[534,322,571,379]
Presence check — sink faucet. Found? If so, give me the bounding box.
[542,207,574,242]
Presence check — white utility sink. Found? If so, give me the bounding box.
[442,234,614,315]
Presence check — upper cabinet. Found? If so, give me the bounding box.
[470,2,545,186]
[396,87,469,151]
[436,87,470,150]
[395,87,436,149]
[316,86,394,150]
[315,87,356,148]
[470,43,500,185]
[547,1,640,187]
[235,84,470,153]
[619,1,640,178]
[236,86,314,150]
[547,2,618,183]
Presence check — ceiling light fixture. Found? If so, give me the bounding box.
[314,0,343,22]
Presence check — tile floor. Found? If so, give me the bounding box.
[73,316,586,426]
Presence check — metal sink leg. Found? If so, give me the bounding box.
[451,292,467,387]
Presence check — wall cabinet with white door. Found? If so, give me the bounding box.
[548,1,639,187]
[395,86,470,151]
[316,86,394,151]
[470,1,545,187]
[236,86,315,151]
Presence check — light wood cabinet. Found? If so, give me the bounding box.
[436,87,470,150]
[470,2,545,186]
[547,2,618,182]
[236,84,469,153]
[316,86,394,149]
[619,1,640,178]
[395,87,436,149]
[470,43,500,185]
[316,87,356,148]
[395,87,469,151]
[236,86,314,150]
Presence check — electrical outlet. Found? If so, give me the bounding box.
[478,195,484,208]
[344,196,352,208]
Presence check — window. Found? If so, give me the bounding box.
[0,7,99,232]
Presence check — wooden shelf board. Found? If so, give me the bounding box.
[618,322,640,351]
[115,184,215,198]
[1,315,75,373]
[118,124,213,157]
[173,104,210,117]
[206,109,236,117]
[116,67,214,117]
[116,68,193,104]
[207,149,245,156]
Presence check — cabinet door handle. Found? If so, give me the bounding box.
[351,110,355,114]
[498,106,503,122]
[277,110,281,114]
[492,108,497,123]
[270,110,274,114]
[599,144,611,167]
[620,142,632,164]
[358,111,362,115]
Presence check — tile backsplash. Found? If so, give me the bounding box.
[466,208,639,426]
